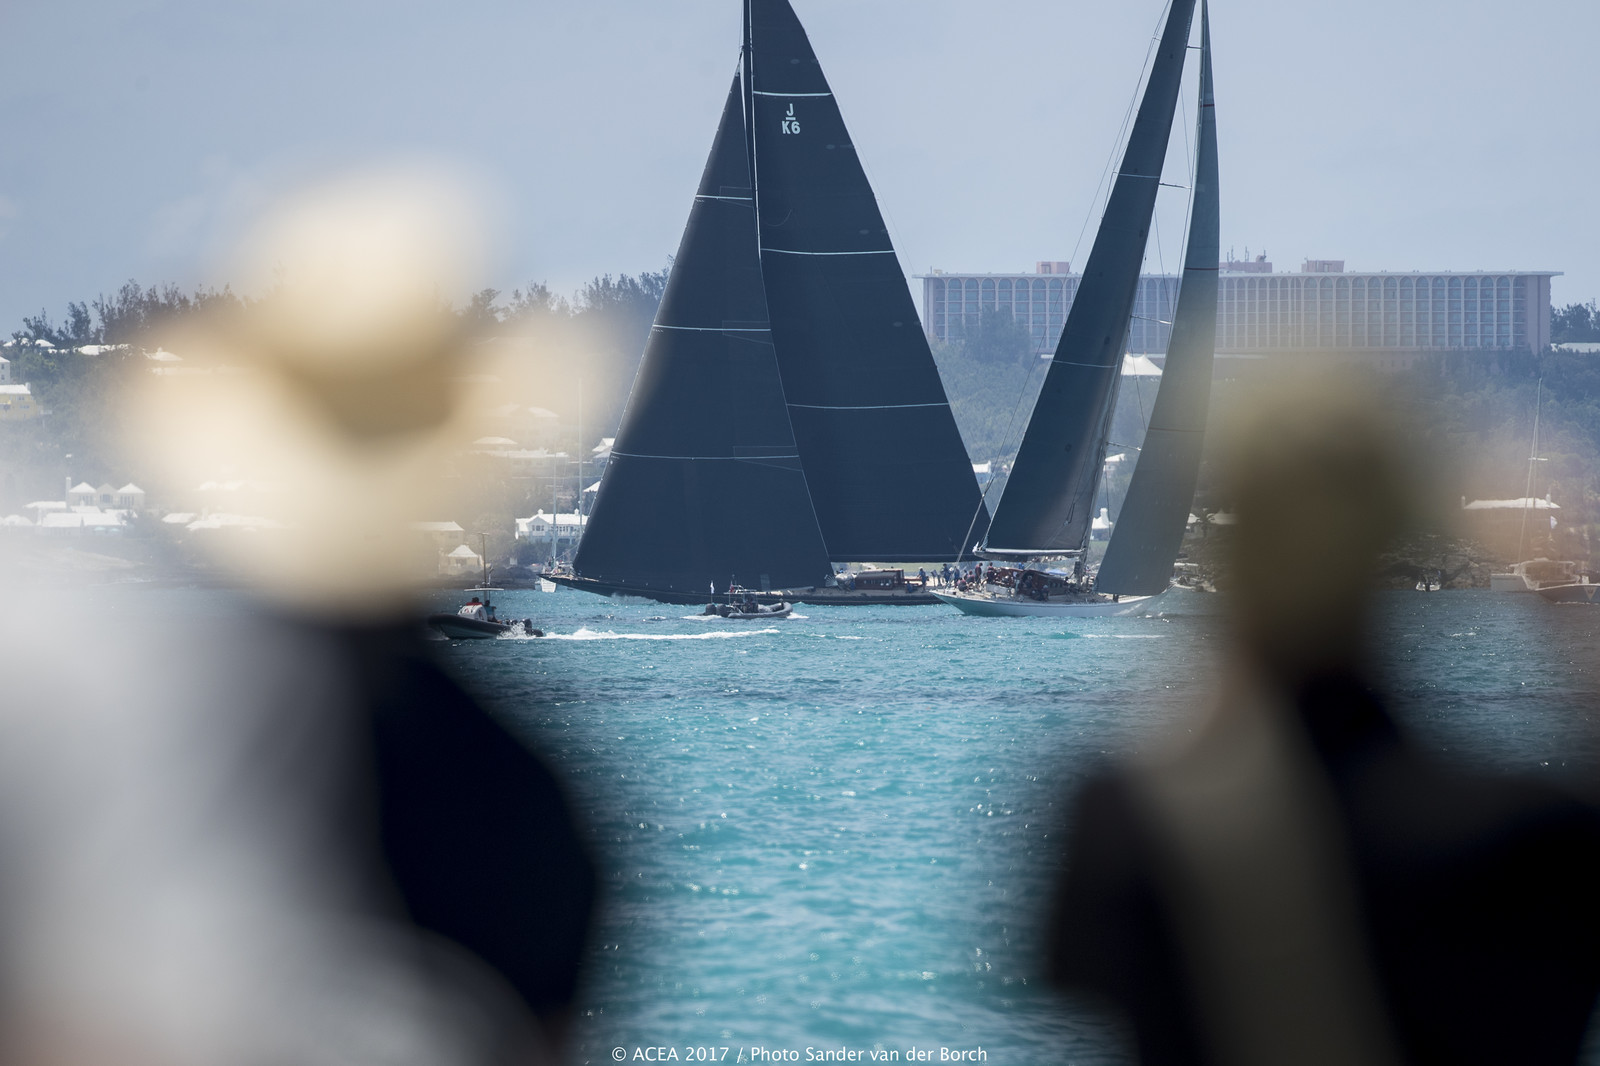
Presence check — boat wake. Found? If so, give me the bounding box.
[534,626,782,642]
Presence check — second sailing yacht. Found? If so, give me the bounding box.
[936,0,1219,618]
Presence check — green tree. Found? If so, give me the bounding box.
[952,307,1037,365]
[1551,300,1600,343]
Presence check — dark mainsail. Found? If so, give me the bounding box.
[985,0,1199,554]
[574,75,833,597]
[1097,0,1219,597]
[747,0,989,562]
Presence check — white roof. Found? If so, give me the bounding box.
[591,437,615,455]
[1122,353,1163,377]
[409,520,464,533]
[116,482,144,494]
[446,544,480,558]
[972,461,991,475]
[481,448,566,460]
[0,514,33,527]
[521,510,586,526]
[185,513,284,531]
[0,384,32,396]
[33,340,54,349]
[1463,497,1560,510]
[145,348,182,362]
[1091,507,1112,531]
[583,480,601,493]
[162,512,198,524]
[24,500,67,513]
[68,481,97,494]
[1104,452,1128,464]
[197,479,272,493]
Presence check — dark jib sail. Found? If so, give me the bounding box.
[1097,0,1219,596]
[747,0,989,563]
[574,75,833,597]
[985,0,1199,554]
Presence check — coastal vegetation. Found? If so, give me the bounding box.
[1552,300,1600,343]
[1,271,667,504]
[5,276,1598,572]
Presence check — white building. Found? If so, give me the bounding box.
[921,259,1558,363]
[515,510,587,555]
[441,543,483,577]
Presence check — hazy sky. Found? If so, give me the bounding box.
[3,0,1597,334]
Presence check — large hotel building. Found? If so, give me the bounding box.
[920,259,1558,364]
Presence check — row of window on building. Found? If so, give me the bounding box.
[921,269,1556,356]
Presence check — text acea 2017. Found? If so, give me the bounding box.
[612,1048,988,1063]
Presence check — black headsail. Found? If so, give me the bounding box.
[747,0,989,563]
[985,0,1199,555]
[574,74,833,597]
[1097,0,1219,596]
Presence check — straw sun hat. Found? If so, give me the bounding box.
[131,170,508,620]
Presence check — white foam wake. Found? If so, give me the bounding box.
[539,626,781,641]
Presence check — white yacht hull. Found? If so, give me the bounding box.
[932,590,1162,617]
[1489,572,1535,592]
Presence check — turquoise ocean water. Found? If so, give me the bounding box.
[433,589,1599,1066]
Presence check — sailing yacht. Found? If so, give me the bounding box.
[562,0,987,605]
[937,0,1219,619]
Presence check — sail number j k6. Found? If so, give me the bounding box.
[782,103,800,135]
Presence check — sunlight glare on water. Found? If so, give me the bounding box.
[433,588,1600,1065]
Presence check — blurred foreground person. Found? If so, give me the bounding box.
[0,172,593,1064]
[1048,385,1600,1065]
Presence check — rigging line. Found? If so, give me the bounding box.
[1068,0,1171,270]
[975,351,1052,551]
[1153,191,1166,278]
[760,247,896,256]
[1174,13,1198,281]
[1133,350,1151,438]
[788,402,947,411]
[1518,377,1543,562]
[653,324,770,332]
[612,451,801,461]
[957,483,992,565]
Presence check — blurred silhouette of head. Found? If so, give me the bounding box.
[1220,380,1416,688]
[130,168,505,622]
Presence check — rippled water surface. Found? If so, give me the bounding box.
[435,590,1599,1066]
